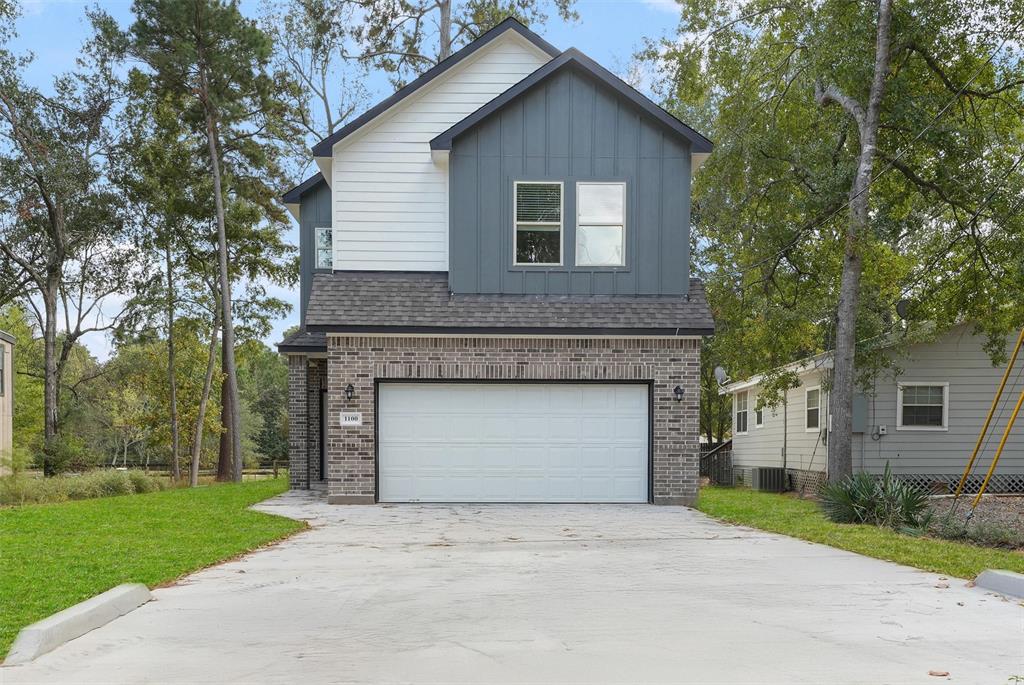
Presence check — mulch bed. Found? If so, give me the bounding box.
[929,495,1024,531]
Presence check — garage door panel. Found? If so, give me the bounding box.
[548,417,580,440]
[548,446,579,468]
[614,446,646,467]
[379,383,649,503]
[580,446,613,468]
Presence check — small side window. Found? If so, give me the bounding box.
[755,407,764,427]
[806,387,821,431]
[735,391,748,434]
[315,227,333,270]
[514,182,562,265]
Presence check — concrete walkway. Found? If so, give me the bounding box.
[4,491,1022,684]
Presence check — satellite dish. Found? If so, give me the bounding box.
[895,299,910,320]
[714,366,729,385]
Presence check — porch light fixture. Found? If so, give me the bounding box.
[673,386,684,402]
[344,383,355,401]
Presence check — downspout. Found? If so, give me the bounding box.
[782,397,788,471]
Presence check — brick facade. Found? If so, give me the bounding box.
[308,360,326,484]
[287,355,309,489]
[317,335,702,505]
[287,356,327,488]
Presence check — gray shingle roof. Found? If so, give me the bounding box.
[277,329,327,353]
[305,272,714,335]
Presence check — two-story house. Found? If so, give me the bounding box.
[278,19,714,505]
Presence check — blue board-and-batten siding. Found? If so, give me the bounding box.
[298,178,332,323]
[448,67,692,296]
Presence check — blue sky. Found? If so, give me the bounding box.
[12,0,682,358]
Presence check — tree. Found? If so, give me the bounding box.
[238,339,289,465]
[0,6,140,473]
[259,0,369,156]
[649,0,1024,480]
[116,92,221,482]
[104,0,301,480]
[699,338,731,446]
[0,304,44,458]
[812,0,894,480]
[357,0,578,86]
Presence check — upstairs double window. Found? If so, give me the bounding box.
[513,181,626,267]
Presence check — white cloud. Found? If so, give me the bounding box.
[640,0,681,14]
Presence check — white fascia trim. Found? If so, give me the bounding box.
[431,149,450,167]
[721,354,832,395]
[315,158,333,188]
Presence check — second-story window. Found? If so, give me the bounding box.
[315,227,333,270]
[514,182,562,265]
[576,182,625,266]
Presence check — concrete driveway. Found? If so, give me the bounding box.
[5,492,1022,684]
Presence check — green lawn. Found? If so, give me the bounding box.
[698,487,1024,580]
[0,478,303,659]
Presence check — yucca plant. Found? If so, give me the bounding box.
[819,463,930,529]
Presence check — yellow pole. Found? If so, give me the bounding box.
[953,327,1024,499]
[971,386,1024,509]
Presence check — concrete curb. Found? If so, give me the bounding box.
[4,583,151,665]
[975,569,1024,599]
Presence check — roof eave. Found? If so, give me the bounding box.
[306,324,714,337]
[720,356,833,394]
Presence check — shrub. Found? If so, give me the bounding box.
[127,469,167,494]
[0,470,170,506]
[819,463,929,529]
[40,435,102,474]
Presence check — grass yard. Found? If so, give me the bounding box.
[698,487,1024,580]
[0,478,303,660]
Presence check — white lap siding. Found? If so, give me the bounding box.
[729,371,829,480]
[331,34,552,271]
[731,327,1024,484]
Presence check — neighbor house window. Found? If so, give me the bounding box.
[735,391,748,434]
[0,346,4,396]
[805,387,820,431]
[755,406,764,427]
[315,227,333,270]
[897,383,948,430]
[576,182,625,266]
[514,182,562,265]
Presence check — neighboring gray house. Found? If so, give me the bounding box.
[278,19,714,505]
[722,325,1024,493]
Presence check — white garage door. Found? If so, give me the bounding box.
[378,383,649,503]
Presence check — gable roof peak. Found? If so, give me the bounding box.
[309,17,559,158]
[430,46,713,154]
